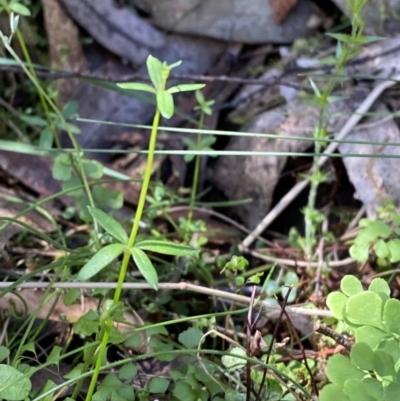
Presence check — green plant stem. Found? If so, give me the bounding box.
[304,112,326,260]
[1,37,100,241]
[186,111,205,241]
[11,18,60,149]
[84,109,161,401]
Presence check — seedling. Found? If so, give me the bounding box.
[82,55,204,401]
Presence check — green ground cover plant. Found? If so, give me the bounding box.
[1,0,400,400]
[321,275,400,401]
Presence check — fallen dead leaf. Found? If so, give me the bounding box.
[270,0,298,24]
[0,289,148,353]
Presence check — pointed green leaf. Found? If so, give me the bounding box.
[345,291,383,329]
[130,247,158,290]
[77,244,125,281]
[182,137,197,149]
[168,84,205,94]
[9,3,31,16]
[201,136,217,148]
[168,60,182,70]
[46,346,62,366]
[157,91,174,119]
[147,55,164,91]
[117,82,156,93]
[88,207,128,244]
[195,90,205,104]
[135,239,199,256]
[309,79,321,97]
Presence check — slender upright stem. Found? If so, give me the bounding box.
[186,111,205,241]
[84,109,161,401]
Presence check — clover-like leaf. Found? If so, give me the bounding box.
[221,347,246,371]
[326,291,347,319]
[387,239,400,262]
[378,339,400,365]
[77,243,125,281]
[341,275,363,297]
[149,378,170,394]
[373,349,395,376]
[319,383,350,401]
[384,381,400,401]
[355,326,388,349]
[374,239,389,259]
[350,342,375,371]
[325,354,364,385]
[178,327,203,349]
[349,243,369,262]
[383,298,400,335]
[368,278,390,296]
[345,291,383,329]
[343,379,376,401]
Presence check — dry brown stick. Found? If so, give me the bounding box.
[314,322,353,350]
[0,281,333,317]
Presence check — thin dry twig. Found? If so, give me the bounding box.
[0,281,333,317]
[314,322,353,350]
[249,249,355,269]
